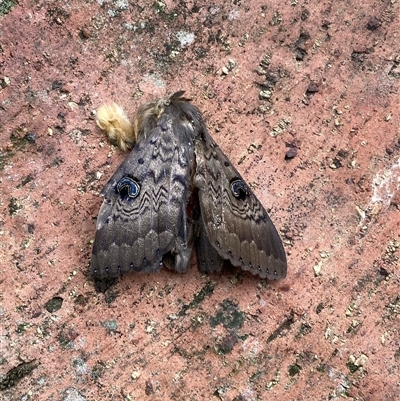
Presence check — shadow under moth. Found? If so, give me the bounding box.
[91,92,287,280]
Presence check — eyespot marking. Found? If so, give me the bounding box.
[230,179,248,200]
[117,176,140,199]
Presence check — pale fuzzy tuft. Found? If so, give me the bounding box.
[96,103,136,151]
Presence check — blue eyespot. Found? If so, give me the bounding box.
[230,179,248,200]
[117,176,140,199]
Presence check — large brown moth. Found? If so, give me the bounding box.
[91,92,287,280]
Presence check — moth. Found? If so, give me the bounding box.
[91,92,287,280]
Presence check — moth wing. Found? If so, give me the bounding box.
[194,131,287,280]
[196,216,226,274]
[91,114,194,278]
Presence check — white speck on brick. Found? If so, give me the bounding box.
[176,31,195,46]
[371,158,400,206]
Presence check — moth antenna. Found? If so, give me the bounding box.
[96,103,136,151]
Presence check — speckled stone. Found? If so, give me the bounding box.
[1,1,399,400]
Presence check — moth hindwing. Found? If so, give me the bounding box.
[91,92,287,280]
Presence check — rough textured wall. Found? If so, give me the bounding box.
[0,1,399,400]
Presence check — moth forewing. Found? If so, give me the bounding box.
[193,128,287,280]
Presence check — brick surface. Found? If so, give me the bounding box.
[1,1,399,400]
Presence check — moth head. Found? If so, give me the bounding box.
[133,98,171,140]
